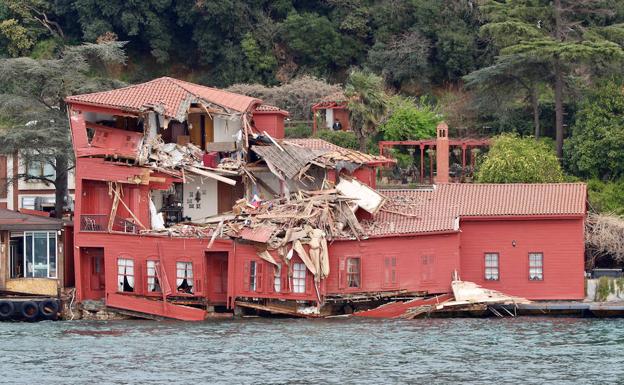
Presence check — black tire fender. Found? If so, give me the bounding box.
[0,301,15,319]
[20,301,39,322]
[39,300,59,319]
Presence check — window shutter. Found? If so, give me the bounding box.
[383,257,390,287]
[338,256,346,289]
[256,262,264,292]
[282,266,289,293]
[391,257,397,285]
[243,261,250,292]
[306,269,312,294]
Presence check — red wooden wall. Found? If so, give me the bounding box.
[253,112,286,139]
[228,232,461,304]
[459,218,585,300]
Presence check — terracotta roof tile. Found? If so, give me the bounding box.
[283,138,394,165]
[254,104,289,115]
[66,77,261,119]
[363,183,587,237]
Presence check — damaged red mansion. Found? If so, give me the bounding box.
[65,77,587,320]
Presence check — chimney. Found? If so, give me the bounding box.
[435,122,449,184]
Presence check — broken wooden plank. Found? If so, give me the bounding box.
[205,141,237,152]
[185,166,237,186]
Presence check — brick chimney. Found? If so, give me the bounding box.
[435,122,449,184]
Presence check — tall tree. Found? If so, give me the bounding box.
[344,69,389,152]
[478,0,624,158]
[0,42,126,217]
[564,79,624,180]
[464,54,552,138]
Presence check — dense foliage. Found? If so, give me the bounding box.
[380,96,441,141]
[2,1,624,213]
[476,134,564,183]
[565,81,624,181]
[0,41,126,217]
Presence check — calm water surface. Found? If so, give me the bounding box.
[0,317,623,384]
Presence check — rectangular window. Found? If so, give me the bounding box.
[292,263,306,293]
[273,264,281,293]
[117,258,134,292]
[14,231,57,279]
[529,253,543,281]
[347,257,361,288]
[176,262,194,293]
[249,261,257,292]
[146,261,161,292]
[484,253,499,281]
[26,160,56,181]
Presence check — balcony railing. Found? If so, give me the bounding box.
[80,214,139,234]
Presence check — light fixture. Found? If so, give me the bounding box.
[512,240,517,247]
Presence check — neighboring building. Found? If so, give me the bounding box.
[0,209,74,296]
[0,154,75,212]
[252,105,289,139]
[65,77,587,321]
[311,92,350,134]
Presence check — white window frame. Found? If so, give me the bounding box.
[146,260,161,293]
[484,253,499,281]
[20,231,57,279]
[273,264,281,293]
[176,261,194,293]
[292,263,306,294]
[529,252,544,281]
[117,258,134,292]
[249,261,257,292]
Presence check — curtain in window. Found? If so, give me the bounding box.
[176,262,193,293]
[146,261,161,292]
[118,258,134,292]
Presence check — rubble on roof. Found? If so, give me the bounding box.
[145,136,240,185]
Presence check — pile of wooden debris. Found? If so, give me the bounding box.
[145,136,240,186]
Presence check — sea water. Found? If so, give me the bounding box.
[0,317,623,384]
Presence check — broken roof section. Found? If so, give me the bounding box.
[251,138,394,180]
[66,77,261,121]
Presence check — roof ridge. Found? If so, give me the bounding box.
[167,77,255,100]
[67,77,169,100]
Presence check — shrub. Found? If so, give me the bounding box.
[587,179,624,215]
[315,130,359,150]
[380,96,441,141]
[285,123,312,138]
[476,133,564,183]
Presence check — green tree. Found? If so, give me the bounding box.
[464,54,552,138]
[72,0,174,62]
[564,80,624,180]
[279,11,363,78]
[0,42,126,217]
[380,96,441,141]
[345,69,389,152]
[476,133,564,183]
[479,0,624,158]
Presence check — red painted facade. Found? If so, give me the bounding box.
[252,107,288,139]
[65,78,587,321]
[459,218,585,300]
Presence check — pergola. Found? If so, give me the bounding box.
[378,138,490,184]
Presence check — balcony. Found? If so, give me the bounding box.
[80,214,139,234]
